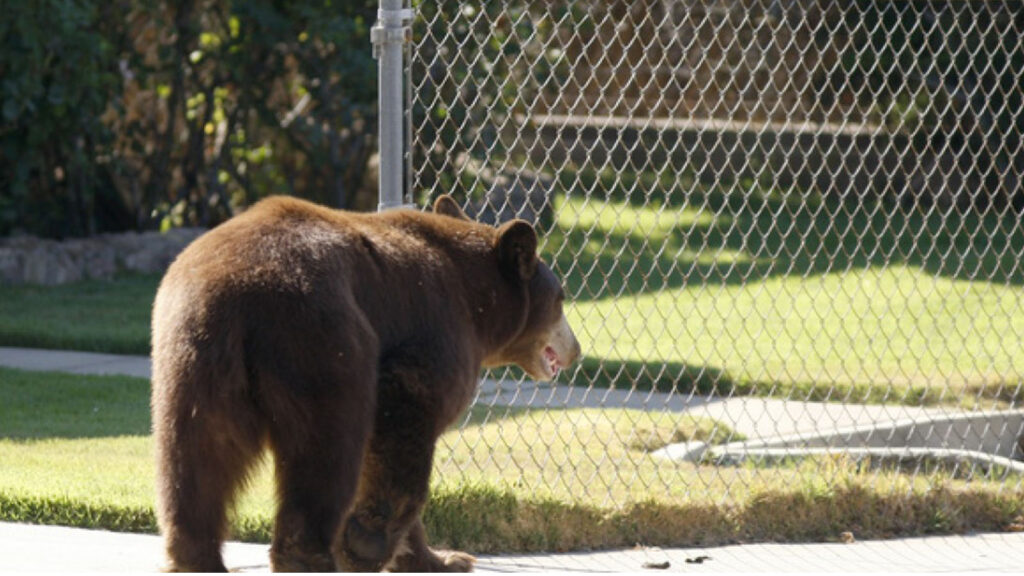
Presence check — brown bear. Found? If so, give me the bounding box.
[150,194,580,572]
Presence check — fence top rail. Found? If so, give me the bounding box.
[523,113,888,138]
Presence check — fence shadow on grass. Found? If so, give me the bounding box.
[474,358,738,407]
[573,356,736,397]
[545,184,1024,305]
[536,183,1024,400]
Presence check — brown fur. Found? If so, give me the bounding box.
[150,195,579,572]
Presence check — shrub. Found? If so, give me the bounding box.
[1,0,379,239]
[0,1,125,238]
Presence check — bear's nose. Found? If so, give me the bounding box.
[554,315,581,367]
[569,336,581,366]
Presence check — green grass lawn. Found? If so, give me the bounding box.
[1,367,1021,552]
[542,194,1024,408]
[2,193,1022,409]
[0,275,156,355]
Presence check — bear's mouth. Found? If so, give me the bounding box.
[543,345,561,378]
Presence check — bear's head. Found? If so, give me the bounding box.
[434,195,581,381]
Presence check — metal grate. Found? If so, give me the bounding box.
[407,0,1024,510]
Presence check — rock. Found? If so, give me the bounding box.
[467,170,553,226]
[63,238,117,281]
[23,240,82,285]
[0,246,23,284]
[0,228,206,286]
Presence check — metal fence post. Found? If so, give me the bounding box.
[372,0,414,212]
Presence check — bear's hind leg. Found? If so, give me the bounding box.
[335,367,473,572]
[267,382,375,572]
[155,404,264,572]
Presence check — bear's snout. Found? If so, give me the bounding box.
[549,314,581,370]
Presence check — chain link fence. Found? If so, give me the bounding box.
[407,0,1024,521]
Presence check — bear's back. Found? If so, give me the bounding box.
[153,196,504,358]
[168,196,494,292]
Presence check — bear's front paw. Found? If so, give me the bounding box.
[439,550,476,572]
[387,548,476,573]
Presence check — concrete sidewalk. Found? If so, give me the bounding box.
[3,346,1024,573]
[2,522,1024,573]
[0,346,151,379]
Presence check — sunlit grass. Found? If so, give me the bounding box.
[544,195,1024,408]
[2,368,1021,552]
[569,266,1024,405]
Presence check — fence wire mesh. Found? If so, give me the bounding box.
[409,0,1024,513]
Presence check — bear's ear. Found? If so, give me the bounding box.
[496,220,538,282]
[433,194,470,220]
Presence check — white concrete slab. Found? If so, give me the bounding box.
[477,379,954,441]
